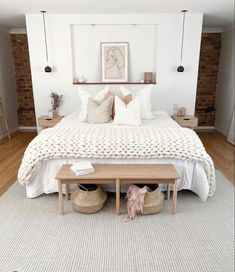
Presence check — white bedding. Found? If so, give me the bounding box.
[24,111,211,201]
[60,110,179,128]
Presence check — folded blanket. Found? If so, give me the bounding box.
[18,126,215,196]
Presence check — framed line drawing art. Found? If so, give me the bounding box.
[101,42,129,82]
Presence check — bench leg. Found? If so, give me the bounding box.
[58,180,64,214]
[167,184,170,200]
[116,179,120,215]
[65,184,70,200]
[172,181,177,214]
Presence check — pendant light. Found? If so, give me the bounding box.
[177,10,187,72]
[41,11,52,73]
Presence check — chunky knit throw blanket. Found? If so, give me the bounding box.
[18,126,215,196]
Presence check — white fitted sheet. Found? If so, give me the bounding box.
[25,111,209,201]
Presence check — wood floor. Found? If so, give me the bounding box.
[198,131,234,184]
[0,131,36,196]
[0,130,234,196]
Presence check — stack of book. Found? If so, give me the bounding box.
[70,160,94,176]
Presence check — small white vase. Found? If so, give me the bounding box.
[48,110,54,119]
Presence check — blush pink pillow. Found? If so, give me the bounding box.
[106,92,132,119]
[122,94,132,105]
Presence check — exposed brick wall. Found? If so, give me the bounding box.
[195,33,221,126]
[10,34,36,126]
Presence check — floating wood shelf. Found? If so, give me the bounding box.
[73,82,156,85]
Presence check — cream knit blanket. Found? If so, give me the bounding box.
[18,126,215,196]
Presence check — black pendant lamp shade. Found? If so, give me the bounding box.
[44,66,52,72]
[41,11,52,73]
[177,65,184,72]
[177,10,187,72]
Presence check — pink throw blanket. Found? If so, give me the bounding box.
[125,185,149,221]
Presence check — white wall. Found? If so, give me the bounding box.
[72,24,157,82]
[26,13,203,129]
[215,28,235,136]
[0,27,18,138]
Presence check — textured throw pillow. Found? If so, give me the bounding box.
[78,86,109,121]
[113,96,141,126]
[87,96,113,124]
[120,85,153,119]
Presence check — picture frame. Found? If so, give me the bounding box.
[101,42,129,82]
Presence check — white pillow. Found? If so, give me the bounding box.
[120,84,154,119]
[113,96,141,126]
[78,86,109,121]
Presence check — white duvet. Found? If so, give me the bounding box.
[24,111,213,201]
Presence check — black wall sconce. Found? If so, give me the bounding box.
[41,11,52,73]
[177,10,188,72]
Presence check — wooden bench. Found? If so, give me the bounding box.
[56,164,181,215]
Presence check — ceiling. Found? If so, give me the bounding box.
[0,0,234,29]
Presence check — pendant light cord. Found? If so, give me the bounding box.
[41,11,49,62]
[180,10,187,62]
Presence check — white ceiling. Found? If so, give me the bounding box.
[0,0,234,29]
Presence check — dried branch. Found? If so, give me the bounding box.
[50,92,63,110]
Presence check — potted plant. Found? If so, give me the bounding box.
[48,92,63,119]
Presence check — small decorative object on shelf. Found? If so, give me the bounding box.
[78,76,86,83]
[49,91,63,118]
[144,72,153,83]
[73,78,78,84]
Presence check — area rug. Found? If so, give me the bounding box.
[0,171,234,272]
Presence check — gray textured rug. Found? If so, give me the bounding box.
[0,171,234,272]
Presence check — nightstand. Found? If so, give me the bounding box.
[38,115,63,129]
[172,116,198,129]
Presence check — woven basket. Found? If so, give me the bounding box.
[71,185,107,214]
[141,188,164,215]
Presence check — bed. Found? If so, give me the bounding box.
[18,111,215,201]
